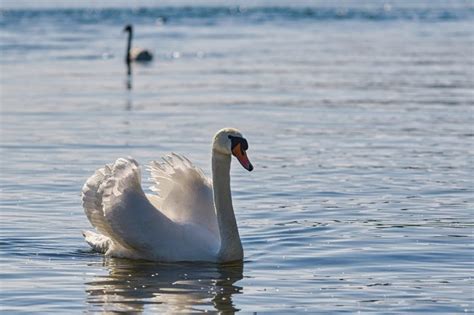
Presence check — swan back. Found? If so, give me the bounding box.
[130,48,153,62]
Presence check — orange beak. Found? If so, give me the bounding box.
[232,143,253,172]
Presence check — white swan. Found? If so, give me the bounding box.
[123,24,153,63]
[81,128,253,263]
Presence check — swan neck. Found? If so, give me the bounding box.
[126,29,132,64]
[212,151,243,262]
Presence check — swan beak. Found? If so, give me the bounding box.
[232,144,253,172]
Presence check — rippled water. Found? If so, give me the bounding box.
[1,1,473,313]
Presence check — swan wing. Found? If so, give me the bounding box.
[82,162,115,238]
[147,153,218,236]
[82,158,174,253]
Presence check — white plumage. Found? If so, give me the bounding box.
[82,155,219,261]
[82,128,253,262]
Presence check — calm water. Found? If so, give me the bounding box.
[1,1,473,313]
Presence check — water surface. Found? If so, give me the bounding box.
[1,1,473,313]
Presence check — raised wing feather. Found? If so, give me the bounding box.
[82,162,125,244]
[82,156,220,261]
[147,153,218,236]
[83,158,175,253]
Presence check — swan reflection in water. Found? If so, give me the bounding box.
[126,63,132,90]
[85,258,243,313]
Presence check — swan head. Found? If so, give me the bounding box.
[123,24,132,33]
[213,128,253,172]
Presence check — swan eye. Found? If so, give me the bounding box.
[228,135,249,151]
[241,138,248,151]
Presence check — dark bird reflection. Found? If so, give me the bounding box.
[85,258,243,313]
[125,70,133,110]
[126,63,133,90]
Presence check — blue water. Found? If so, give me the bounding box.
[1,1,473,313]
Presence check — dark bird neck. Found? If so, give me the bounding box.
[125,28,132,65]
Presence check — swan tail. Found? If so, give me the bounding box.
[82,230,111,254]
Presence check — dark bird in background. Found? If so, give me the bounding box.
[123,24,153,65]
